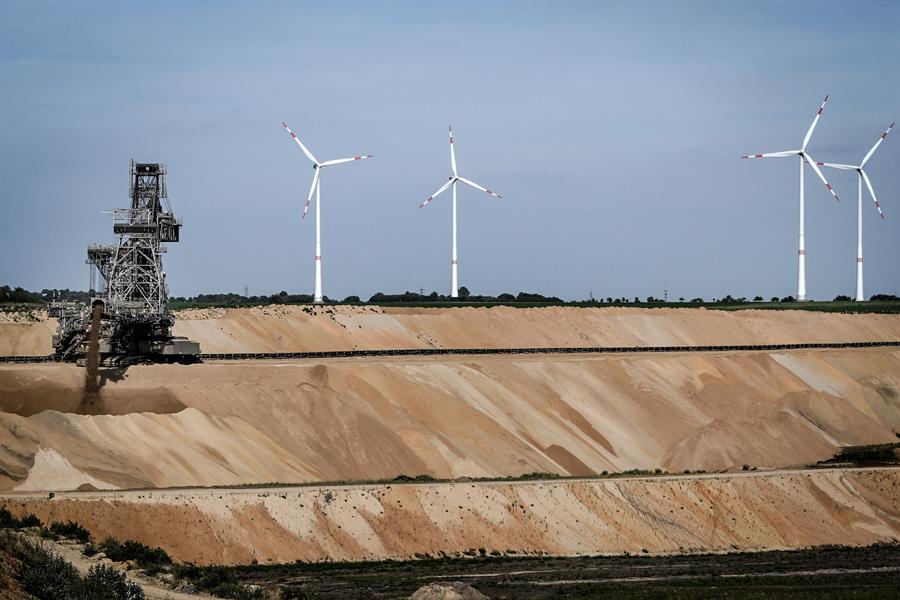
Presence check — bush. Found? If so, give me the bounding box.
[100,537,171,573]
[19,514,41,528]
[18,539,81,598]
[78,564,144,599]
[1,528,145,599]
[0,507,42,529]
[173,565,263,599]
[834,295,852,302]
[49,520,92,543]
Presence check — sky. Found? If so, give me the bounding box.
[1,0,898,302]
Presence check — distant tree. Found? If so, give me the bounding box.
[606,297,613,304]
[770,296,779,303]
[634,297,640,304]
[343,295,361,303]
[870,294,899,301]
[678,297,685,302]
[369,292,385,302]
[497,293,515,301]
[690,297,704,303]
[833,295,851,302]
[753,296,764,302]
[780,296,795,303]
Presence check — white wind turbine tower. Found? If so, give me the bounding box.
[817,122,894,301]
[420,127,502,298]
[742,96,840,301]
[282,122,373,303]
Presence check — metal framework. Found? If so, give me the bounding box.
[50,161,198,365]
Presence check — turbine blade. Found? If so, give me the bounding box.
[740,150,799,158]
[815,161,858,170]
[457,176,502,199]
[419,178,454,208]
[860,169,885,220]
[302,169,320,219]
[803,153,839,202]
[320,155,374,166]
[801,95,829,151]
[282,122,318,164]
[860,122,895,167]
[449,126,457,176]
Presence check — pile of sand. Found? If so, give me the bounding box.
[0,347,896,491]
[4,468,897,565]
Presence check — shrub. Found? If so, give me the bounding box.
[49,520,92,543]
[17,539,80,598]
[78,564,144,599]
[100,537,171,573]
[19,514,41,528]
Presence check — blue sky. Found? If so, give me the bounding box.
[1,0,898,300]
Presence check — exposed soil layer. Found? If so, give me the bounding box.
[3,305,900,355]
[0,347,897,491]
[2,468,898,566]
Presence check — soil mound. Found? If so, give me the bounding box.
[410,582,489,600]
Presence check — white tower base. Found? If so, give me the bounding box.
[314,174,323,303]
[855,172,864,302]
[797,156,807,302]
[450,180,458,298]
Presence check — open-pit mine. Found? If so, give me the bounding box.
[1,305,899,596]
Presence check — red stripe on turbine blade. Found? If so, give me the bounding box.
[826,184,832,190]
[857,258,863,263]
[755,154,763,158]
[798,250,806,255]
[817,108,823,115]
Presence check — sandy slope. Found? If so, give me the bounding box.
[3,468,898,565]
[0,348,897,491]
[2,305,900,355]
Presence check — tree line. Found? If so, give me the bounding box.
[2,284,898,308]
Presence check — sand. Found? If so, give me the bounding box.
[2,305,900,355]
[3,468,897,565]
[0,348,897,491]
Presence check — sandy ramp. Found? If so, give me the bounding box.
[3,468,898,565]
[0,348,897,491]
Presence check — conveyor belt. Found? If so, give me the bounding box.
[1,340,898,364]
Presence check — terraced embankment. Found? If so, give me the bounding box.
[3,305,900,355]
[0,347,897,490]
[3,468,898,565]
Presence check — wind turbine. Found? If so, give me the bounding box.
[742,95,840,301]
[420,127,502,298]
[282,122,373,303]
[817,122,894,301]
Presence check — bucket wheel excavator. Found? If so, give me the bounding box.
[50,161,200,367]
